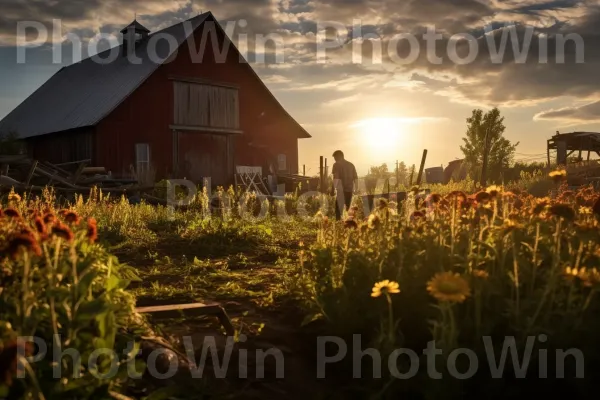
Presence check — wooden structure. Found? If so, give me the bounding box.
[416,149,428,185]
[135,302,235,336]
[547,132,600,166]
[425,166,444,184]
[235,166,270,195]
[0,155,145,194]
[443,159,467,184]
[0,12,310,187]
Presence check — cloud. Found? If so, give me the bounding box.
[322,94,360,106]
[261,74,292,83]
[1,0,599,114]
[535,100,600,122]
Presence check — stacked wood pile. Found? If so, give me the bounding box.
[0,156,154,195]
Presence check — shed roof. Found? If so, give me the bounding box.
[120,19,151,34]
[0,12,311,140]
[548,131,600,151]
[0,13,210,139]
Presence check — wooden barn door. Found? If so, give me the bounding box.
[177,132,233,187]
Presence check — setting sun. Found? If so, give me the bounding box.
[352,117,405,150]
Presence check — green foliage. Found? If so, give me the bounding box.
[0,206,147,399]
[460,108,518,183]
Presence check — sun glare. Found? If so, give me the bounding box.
[353,117,405,150]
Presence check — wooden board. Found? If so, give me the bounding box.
[135,302,235,336]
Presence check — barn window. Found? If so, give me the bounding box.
[277,154,287,171]
[173,81,240,130]
[135,143,150,172]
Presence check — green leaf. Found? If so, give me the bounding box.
[76,299,111,321]
[106,275,127,291]
[97,312,116,350]
[78,268,102,298]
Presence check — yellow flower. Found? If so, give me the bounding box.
[564,266,578,276]
[7,192,21,202]
[485,185,503,197]
[502,218,523,233]
[564,266,584,281]
[583,268,600,287]
[427,272,471,303]
[472,269,489,279]
[549,169,567,182]
[549,169,567,178]
[371,280,400,297]
[579,206,592,215]
[563,266,600,287]
[367,214,381,229]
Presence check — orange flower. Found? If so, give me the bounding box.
[6,233,42,259]
[87,218,98,243]
[51,223,74,242]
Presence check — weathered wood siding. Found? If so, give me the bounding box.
[173,81,240,130]
[176,131,233,186]
[26,129,94,165]
[96,15,304,183]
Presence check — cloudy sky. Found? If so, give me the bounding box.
[1,0,599,175]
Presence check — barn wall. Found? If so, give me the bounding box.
[175,131,233,187]
[97,16,303,183]
[162,19,302,175]
[25,129,95,165]
[96,70,172,179]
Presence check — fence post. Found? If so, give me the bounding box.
[416,150,427,185]
[319,156,324,193]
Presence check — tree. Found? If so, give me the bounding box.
[460,108,518,185]
[365,163,390,194]
[367,163,389,178]
[394,161,409,187]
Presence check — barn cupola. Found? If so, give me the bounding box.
[120,19,150,57]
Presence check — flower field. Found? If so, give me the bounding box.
[1,173,600,399]
[294,176,600,398]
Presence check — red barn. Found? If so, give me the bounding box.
[0,12,310,187]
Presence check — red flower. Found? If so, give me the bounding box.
[474,191,491,204]
[3,208,21,219]
[43,213,56,225]
[87,218,98,243]
[51,223,74,242]
[62,211,81,225]
[6,233,42,259]
[33,217,46,235]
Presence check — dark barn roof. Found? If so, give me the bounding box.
[0,12,311,140]
[120,19,151,34]
[0,13,209,139]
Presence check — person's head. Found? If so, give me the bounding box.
[333,150,344,162]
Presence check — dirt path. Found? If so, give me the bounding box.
[129,256,327,399]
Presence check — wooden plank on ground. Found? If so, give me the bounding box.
[81,167,107,174]
[135,303,221,314]
[135,302,235,336]
[25,160,38,186]
[70,161,88,184]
